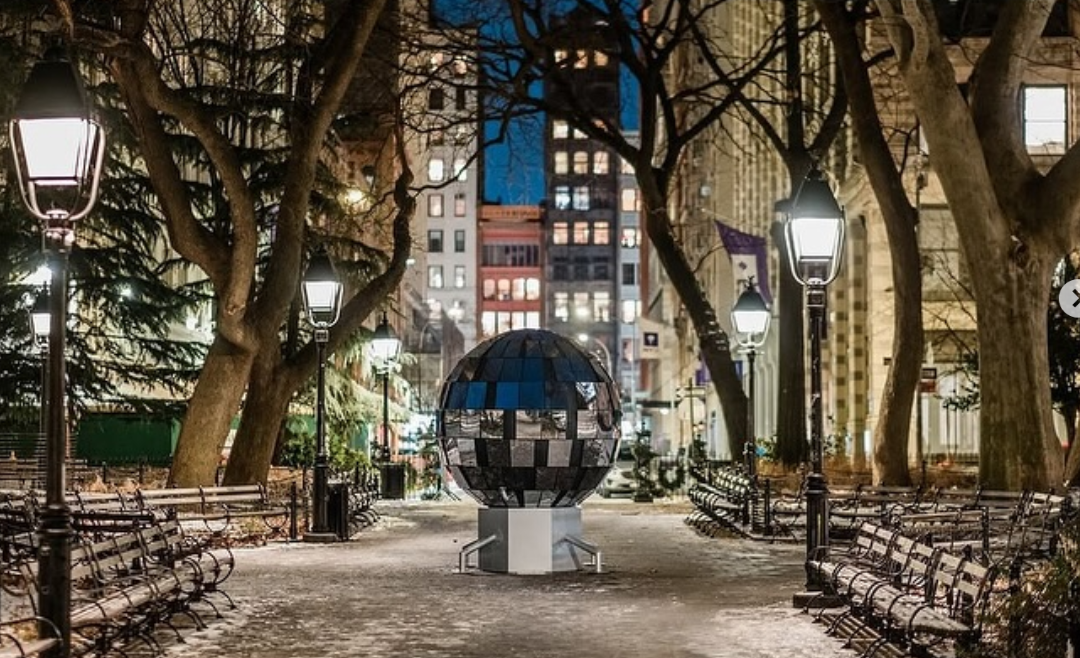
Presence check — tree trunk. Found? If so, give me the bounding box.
[223,354,293,485]
[772,221,807,468]
[169,338,255,487]
[974,244,1063,490]
[1065,407,1080,487]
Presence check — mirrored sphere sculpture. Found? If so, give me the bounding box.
[438,329,622,507]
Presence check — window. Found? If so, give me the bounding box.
[554,151,569,174]
[428,158,445,183]
[427,229,443,253]
[454,265,466,288]
[429,52,445,69]
[573,292,591,320]
[497,278,511,300]
[525,278,540,300]
[572,186,590,210]
[573,151,589,174]
[554,186,571,210]
[455,87,467,110]
[573,262,589,280]
[621,157,635,174]
[512,278,527,300]
[621,227,639,248]
[593,291,611,322]
[622,263,637,285]
[593,262,609,280]
[453,159,467,181]
[428,193,444,217]
[554,49,569,64]
[572,127,587,139]
[572,222,590,244]
[621,188,639,212]
[429,131,445,147]
[554,292,569,321]
[454,230,466,252]
[574,50,589,68]
[552,120,569,139]
[552,264,568,280]
[594,51,609,67]
[452,58,468,76]
[454,192,467,216]
[593,222,610,244]
[428,265,444,289]
[553,222,569,245]
[1024,85,1066,153]
[429,88,445,110]
[483,278,497,299]
[593,151,610,174]
[621,299,640,324]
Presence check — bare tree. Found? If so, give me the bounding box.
[867,0,1069,490]
[58,0,414,485]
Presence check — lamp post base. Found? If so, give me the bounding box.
[302,531,340,543]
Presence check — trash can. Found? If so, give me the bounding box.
[327,481,351,540]
[379,462,406,500]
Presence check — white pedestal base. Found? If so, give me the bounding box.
[471,507,598,574]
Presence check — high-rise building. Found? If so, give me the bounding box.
[477,205,545,338]
[543,9,621,379]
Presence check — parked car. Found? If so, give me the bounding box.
[598,443,636,498]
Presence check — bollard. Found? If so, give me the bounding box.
[137,460,145,485]
[101,462,108,485]
[289,481,299,541]
[763,479,773,536]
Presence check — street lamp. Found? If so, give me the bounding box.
[11,46,106,657]
[730,279,770,480]
[370,311,401,497]
[785,167,844,594]
[301,247,342,542]
[30,292,51,436]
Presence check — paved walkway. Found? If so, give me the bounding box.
[163,497,854,658]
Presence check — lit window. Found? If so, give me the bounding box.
[454,265,466,288]
[428,193,444,217]
[497,279,511,300]
[454,229,466,252]
[554,186,571,210]
[620,300,640,324]
[427,229,443,253]
[452,58,468,76]
[573,222,590,244]
[430,52,445,69]
[593,151,610,174]
[428,265,444,289]
[554,292,569,321]
[554,151,569,174]
[512,278,526,300]
[593,291,611,322]
[553,222,569,244]
[572,186,590,210]
[454,192,467,216]
[483,279,496,299]
[428,158,445,182]
[1024,85,1066,153]
[453,159,467,181]
[575,50,589,68]
[525,278,540,301]
[593,222,610,245]
[482,311,497,336]
[621,158,635,174]
[574,292,591,320]
[621,227,639,248]
[594,51,609,66]
[573,151,589,174]
[555,49,569,64]
[525,311,540,328]
[553,121,569,139]
[573,127,587,139]
[621,188,639,212]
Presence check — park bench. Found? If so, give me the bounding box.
[0,619,59,658]
[808,521,997,658]
[135,484,289,534]
[687,468,753,535]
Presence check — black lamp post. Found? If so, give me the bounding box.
[30,291,51,436]
[369,312,401,495]
[301,247,342,542]
[730,280,770,480]
[11,47,106,658]
[784,167,844,593]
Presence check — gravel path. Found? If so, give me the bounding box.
[158,497,854,658]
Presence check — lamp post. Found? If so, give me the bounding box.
[370,312,401,498]
[11,47,106,657]
[30,292,51,436]
[301,247,342,542]
[730,279,771,480]
[784,167,844,594]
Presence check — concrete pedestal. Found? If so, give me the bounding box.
[475,507,593,574]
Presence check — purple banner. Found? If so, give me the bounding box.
[715,221,771,305]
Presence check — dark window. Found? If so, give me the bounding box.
[429,88,445,110]
[455,87,467,110]
[427,230,443,253]
[454,230,466,252]
[622,263,637,285]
